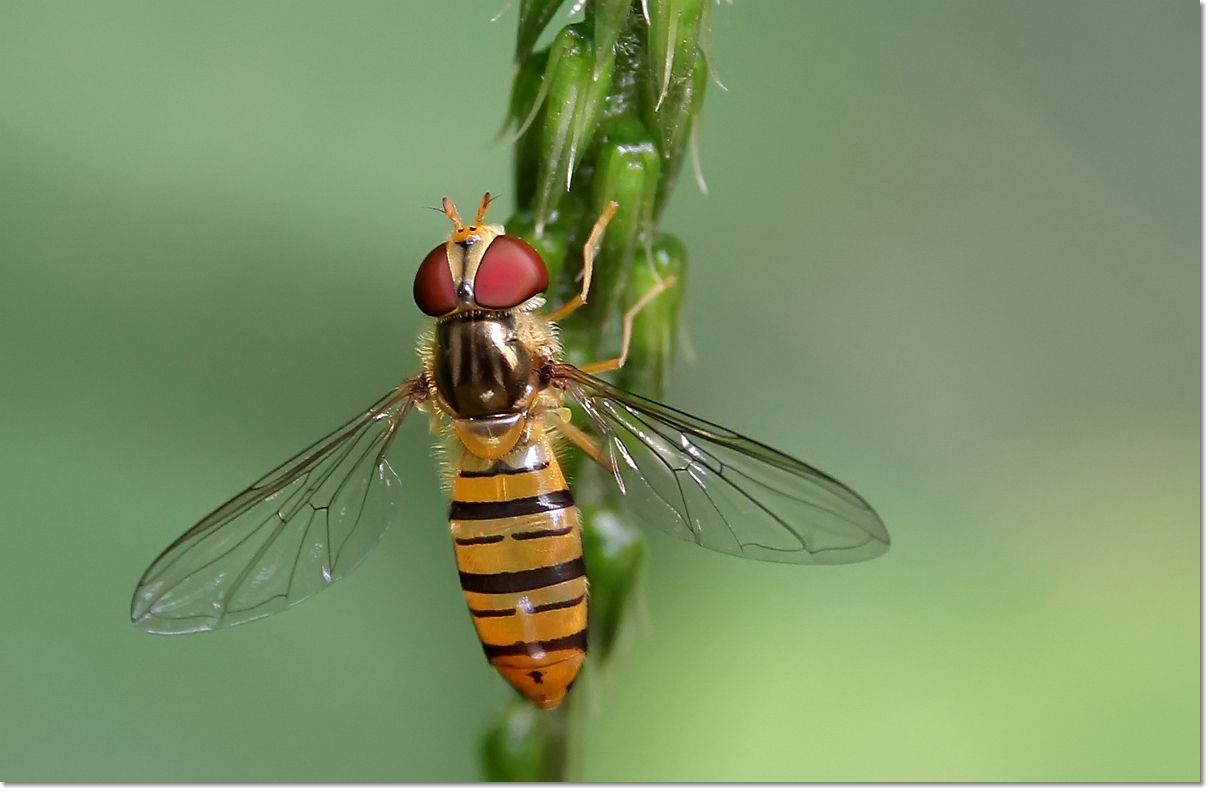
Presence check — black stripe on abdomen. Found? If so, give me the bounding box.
[482,628,588,659]
[454,534,505,546]
[458,460,551,478]
[527,594,585,614]
[449,489,574,521]
[459,557,586,594]
[512,525,574,541]
[469,606,516,618]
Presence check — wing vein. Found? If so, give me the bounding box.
[131,381,425,634]
[554,365,888,566]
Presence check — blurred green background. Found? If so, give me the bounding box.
[0,0,1197,782]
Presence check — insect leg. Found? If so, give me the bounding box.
[545,201,619,323]
[577,274,677,375]
[547,407,616,474]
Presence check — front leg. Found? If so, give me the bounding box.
[545,202,619,324]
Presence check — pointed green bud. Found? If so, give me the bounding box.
[617,232,686,397]
[480,700,568,781]
[581,499,645,662]
[591,0,632,80]
[644,0,706,114]
[587,116,662,326]
[534,23,615,235]
[648,48,707,215]
[515,0,565,63]
[698,0,728,90]
[507,50,550,212]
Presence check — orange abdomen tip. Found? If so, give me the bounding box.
[493,647,585,710]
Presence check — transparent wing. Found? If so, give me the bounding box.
[131,380,427,634]
[554,365,889,565]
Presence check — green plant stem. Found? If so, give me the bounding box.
[481,0,711,780]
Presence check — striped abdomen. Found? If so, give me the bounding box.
[450,438,587,709]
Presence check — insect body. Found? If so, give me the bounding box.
[131,194,889,709]
[451,436,586,706]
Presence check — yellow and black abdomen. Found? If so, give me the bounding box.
[450,438,587,709]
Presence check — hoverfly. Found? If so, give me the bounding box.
[131,194,889,709]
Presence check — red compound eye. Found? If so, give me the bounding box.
[413,243,457,316]
[473,235,548,309]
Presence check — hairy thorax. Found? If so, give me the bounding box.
[434,312,532,418]
[424,309,560,460]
